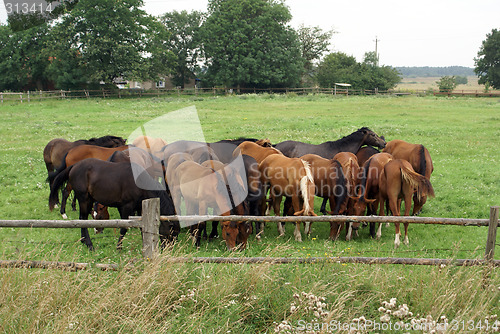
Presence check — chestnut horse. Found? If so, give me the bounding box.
[235,141,283,163]
[259,155,317,241]
[332,152,361,241]
[175,160,246,247]
[132,135,167,160]
[351,153,393,239]
[382,139,434,215]
[300,154,347,240]
[378,159,435,248]
[356,146,380,167]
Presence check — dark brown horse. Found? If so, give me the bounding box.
[378,159,435,248]
[382,139,434,215]
[49,159,177,250]
[44,136,125,177]
[356,146,380,167]
[275,127,386,159]
[300,154,347,240]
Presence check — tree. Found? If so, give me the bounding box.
[436,76,458,92]
[200,0,304,88]
[160,10,204,88]
[0,24,52,91]
[296,24,334,83]
[474,28,500,89]
[316,52,401,90]
[50,0,174,87]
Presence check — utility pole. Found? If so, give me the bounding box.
[374,36,380,66]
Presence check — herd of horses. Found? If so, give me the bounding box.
[44,127,434,251]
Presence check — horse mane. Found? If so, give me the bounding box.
[418,145,427,176]
[84,135,126,146]
[328,127,370,146]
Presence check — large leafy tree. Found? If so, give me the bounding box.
[201,0,304,88]
[474,28,500,89]
[50,0,173,87]
[296,24,334,73]
[0,24,52,91]
[160,10,204,88]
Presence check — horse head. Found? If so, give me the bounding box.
[359,128,386,149]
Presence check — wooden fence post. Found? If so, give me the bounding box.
[141,198,160,259]
[485,206,499,261]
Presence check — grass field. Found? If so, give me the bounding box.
[395,76,500,93]
[0,94,499,333]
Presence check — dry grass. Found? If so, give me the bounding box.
[395,76,500,93]
[0,245,498,333]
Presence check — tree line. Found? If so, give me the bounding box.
[1,0,498,92]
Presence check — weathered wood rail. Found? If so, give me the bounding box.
[0,202,498,270]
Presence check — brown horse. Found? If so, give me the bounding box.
[175,160,242,247]
[382,139,434,215]
[132,135,167,160]
[350,153,393,239]
[43,136,126,177]
[356,146,380,167]
[332,152,361,241]
[300,154,347,240]
[91,202,109,234]
[259,155,317,241]
[235,141,283,163]
[378,159,435,248]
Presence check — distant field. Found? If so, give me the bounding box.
[396,76,499,92]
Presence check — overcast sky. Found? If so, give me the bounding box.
[1,0,498,68]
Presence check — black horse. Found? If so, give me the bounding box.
[49,159,177,250]
[274,127,386,159]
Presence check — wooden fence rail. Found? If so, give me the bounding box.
[0,202,498,270]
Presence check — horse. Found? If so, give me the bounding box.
[132,135,167,160]
[49,159,177,250]
[209,138,272,163]
[378,159,435,248]
[259,154,317,241]
[382,139,434,215]
[235,141,283,163]
[91,202,109,234]
[48,144,130,185]
[274,127,386,159]
[43,135,126,177]
[300,154,348,240]
[356,146,380,167]
[174,160,245,247]
[350,153,393,239]
[332,152,361,241]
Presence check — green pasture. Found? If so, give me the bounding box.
[0,94,499,333]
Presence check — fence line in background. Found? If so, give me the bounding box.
[1,87,500,103]
[0,202,498,270]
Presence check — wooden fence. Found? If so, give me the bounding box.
[0,201,498,270]
[1,87,500,103]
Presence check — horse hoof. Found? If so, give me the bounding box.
[62,213,68,219]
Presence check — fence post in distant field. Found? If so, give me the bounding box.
[485,206,499,262]
[141,198,160,259]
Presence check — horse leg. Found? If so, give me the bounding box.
[320,197,328,215]
[345,222,353,241]
[117,205,134,250]
[272,194,285,236]
[60,183,72,219]
[78,199,94,251]
[209,221,219,239]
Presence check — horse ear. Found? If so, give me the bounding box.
[366,198,377,204]
[349,195,361,201]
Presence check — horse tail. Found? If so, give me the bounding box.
[299,160,315,215]
[418,145,427,176]
[48,152,68,185]
[400,163,435,202]
[49,164,74,211]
